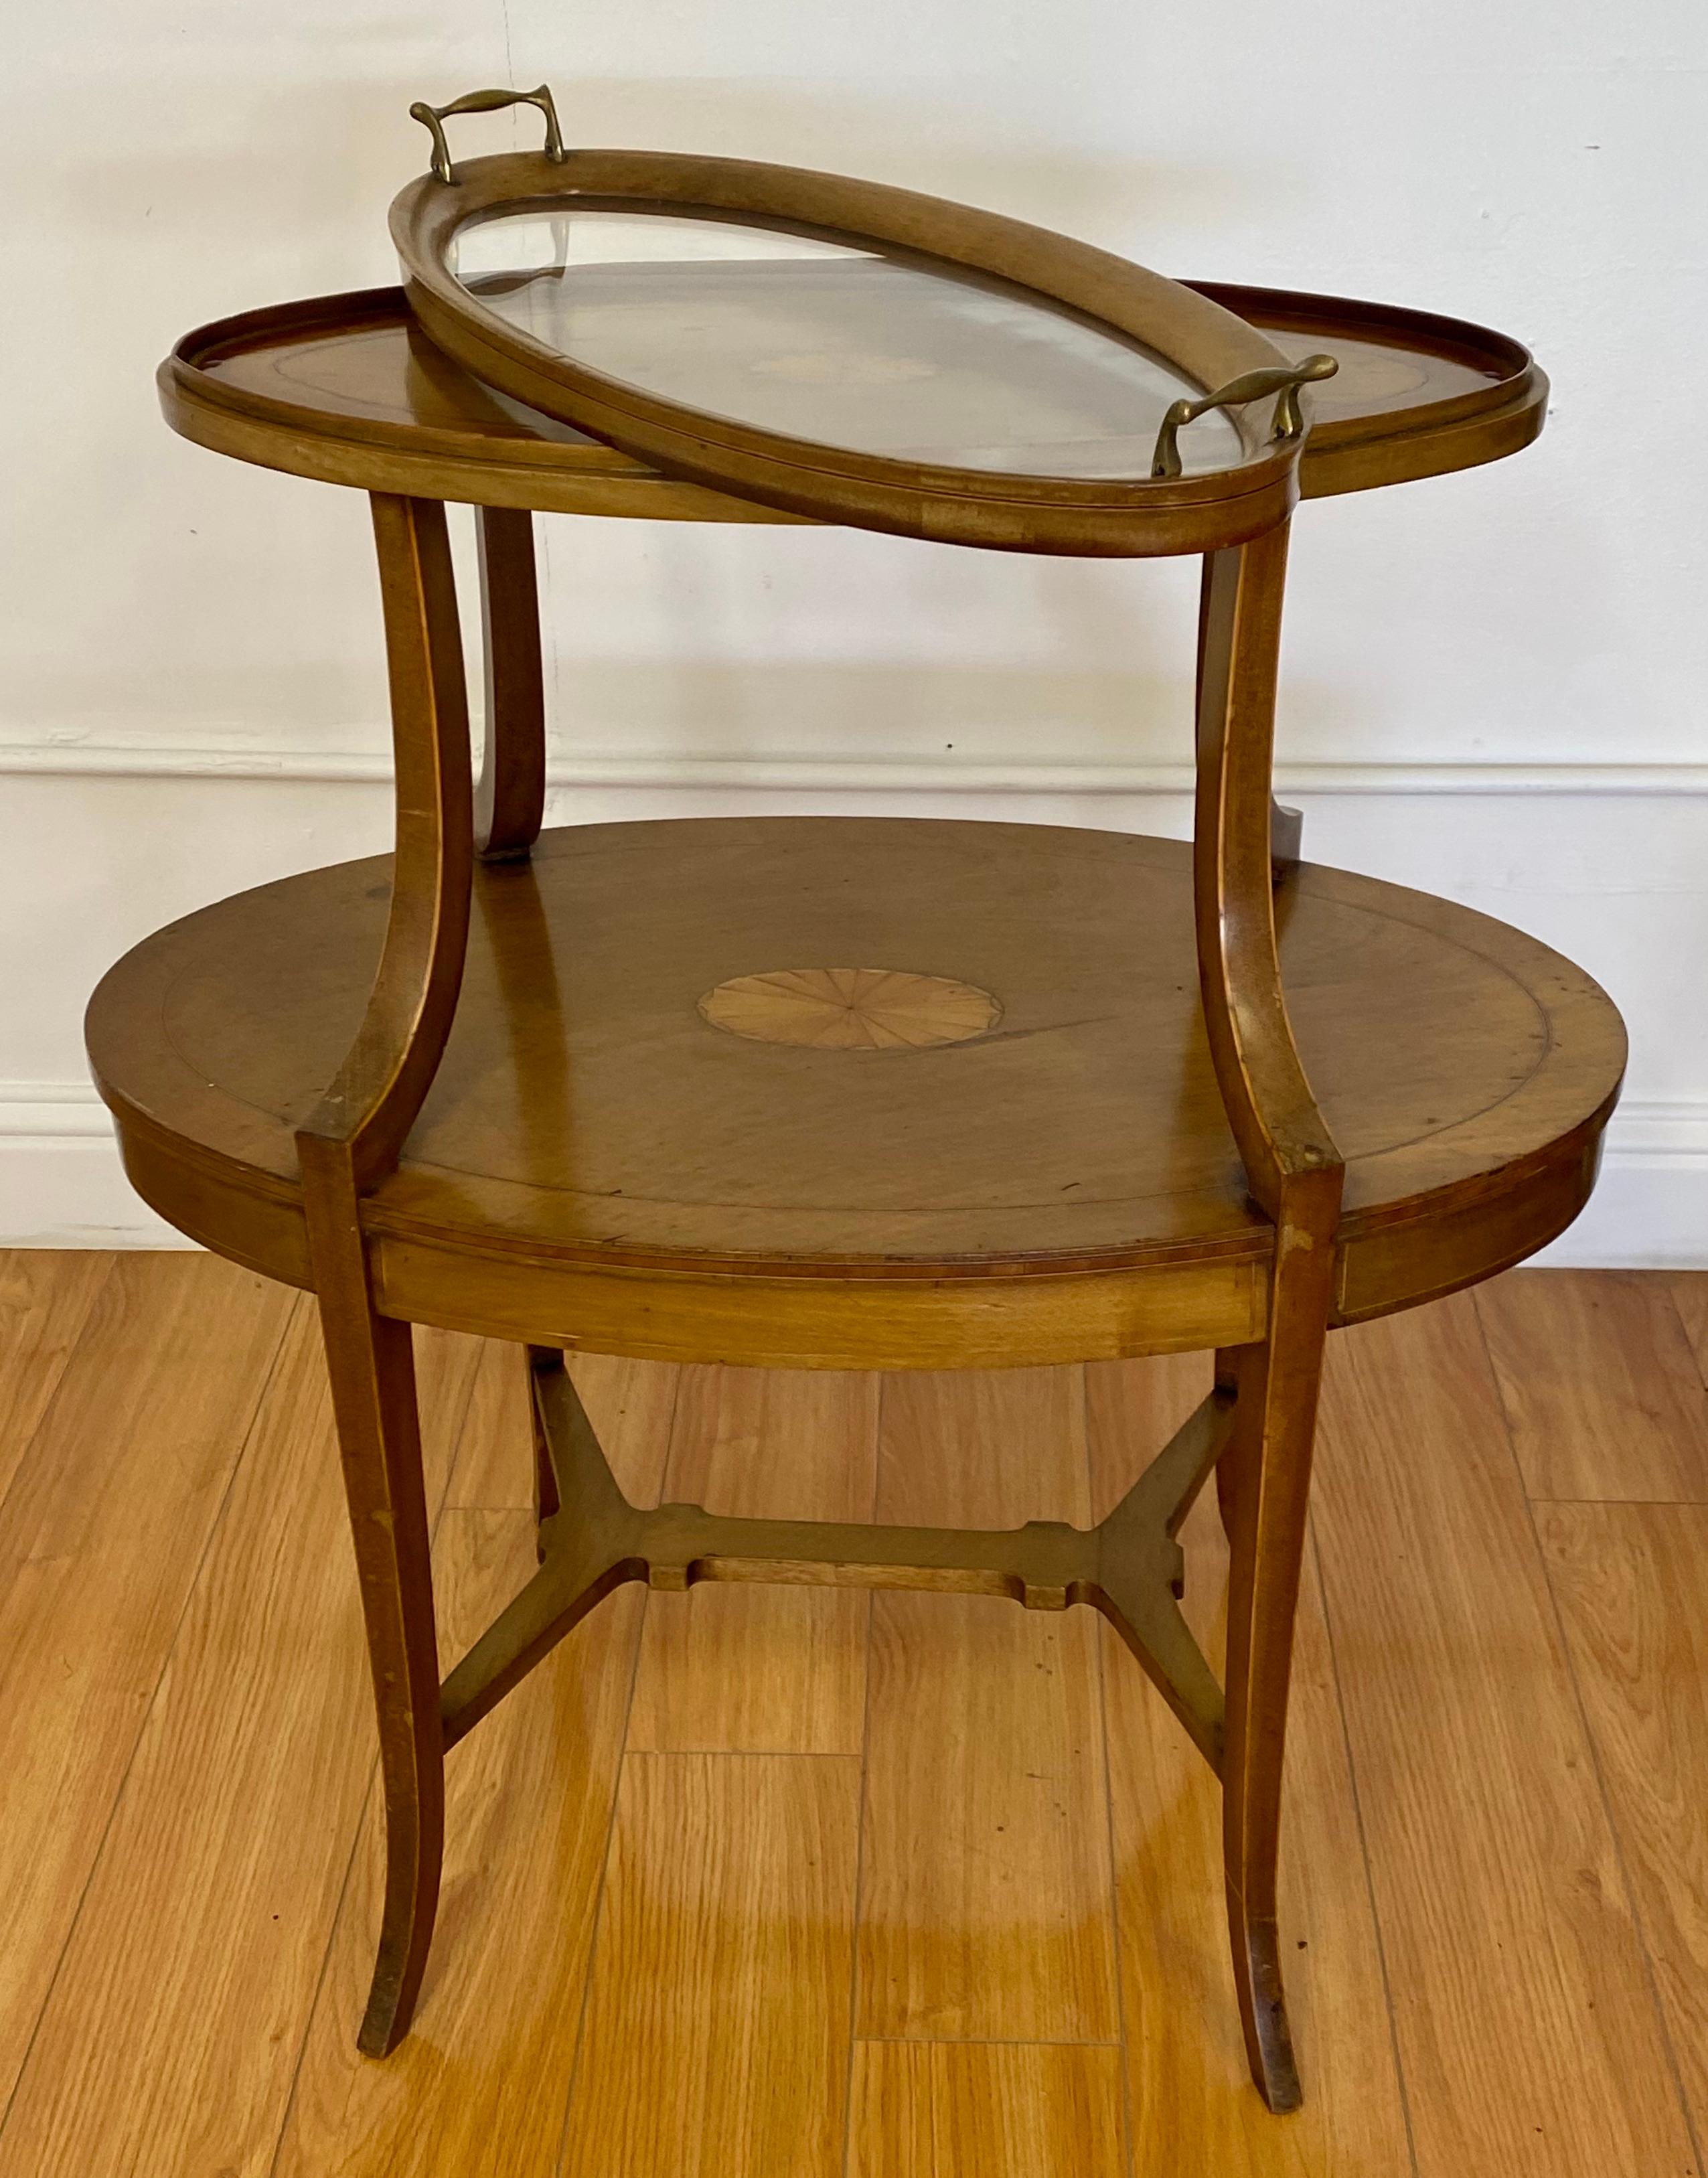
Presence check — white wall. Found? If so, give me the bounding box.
[4,2,1705,1259]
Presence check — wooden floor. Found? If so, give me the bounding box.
[0,1257,1705,2175]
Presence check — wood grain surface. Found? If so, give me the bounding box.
[161,277,1547,516]
[1478,1267,1708,1502]
[560,1752,862,2178]
[0,1253,291,2114]
[277,1521,645,2178]
[1669,1272,1708,1377]
[858,1367,1115,2043]
[0,1309,483,2178]
[1540,1500,1708,2142]
[848,2041,1126,2178]
[86,817,1624,1366]
[1310,1293,1699,2176]
[628,1367,880,1756]
[0,1253,112,1509]
[1,1254,1705,2176]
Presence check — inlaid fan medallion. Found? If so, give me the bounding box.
[696,967,1002,1051]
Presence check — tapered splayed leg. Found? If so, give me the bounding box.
[1191,527,1342,2108]
[1217,1316,1329,2114]
[292,493,473,2057]
[311,1259,445,2058]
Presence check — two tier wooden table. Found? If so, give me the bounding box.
[90,90,1622,2113]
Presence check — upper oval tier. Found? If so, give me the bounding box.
[159,282,1545,520]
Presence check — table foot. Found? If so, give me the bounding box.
[1229,1915,1304,2113]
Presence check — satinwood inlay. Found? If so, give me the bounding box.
[696,967,1002,1051]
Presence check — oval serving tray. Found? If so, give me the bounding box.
[390,144,1317,555]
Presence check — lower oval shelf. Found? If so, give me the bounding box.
[86,815,1622,1368]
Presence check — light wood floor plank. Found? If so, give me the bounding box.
[1476,1269,1708,1501]
[276,1521,645,2178]
[4,1258,1703,2172]
[1669,1275,1708,1387]
[0,1251,113,1512]
[848,2039,1125,2178]
[1083,1351,1214,1524]
[560,1750,860,2178]
[1088,1354,1415,2175]
[0,1312,484,2178]
[859,1593,1115,2046]
[858,1368,1119,2044]
[570,1352,682,1504]
[629,1367,878,1756]
[1539,1500,1708,2149]
[439,1335,530,1509]
[1311,1295,1698,2177]
[878,1367,1093,1531]
[447,1347,678,1512]
[0,1252,293,2116]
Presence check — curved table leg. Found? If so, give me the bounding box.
[1192,524,1343,2109]
[305,1210,445,2059]
[294,491,473,2057]
[1217,1295,1331,2114]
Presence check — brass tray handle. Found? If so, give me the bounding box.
[1150,353,1338,479]
[410,85,567,185]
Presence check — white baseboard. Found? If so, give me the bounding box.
[0,1086,184,1249]
[1530,1099,1708,1269]
[5,1081,1703,1267]
[5,737,1708,799]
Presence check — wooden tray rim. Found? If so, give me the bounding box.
[159,281,1547,517]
